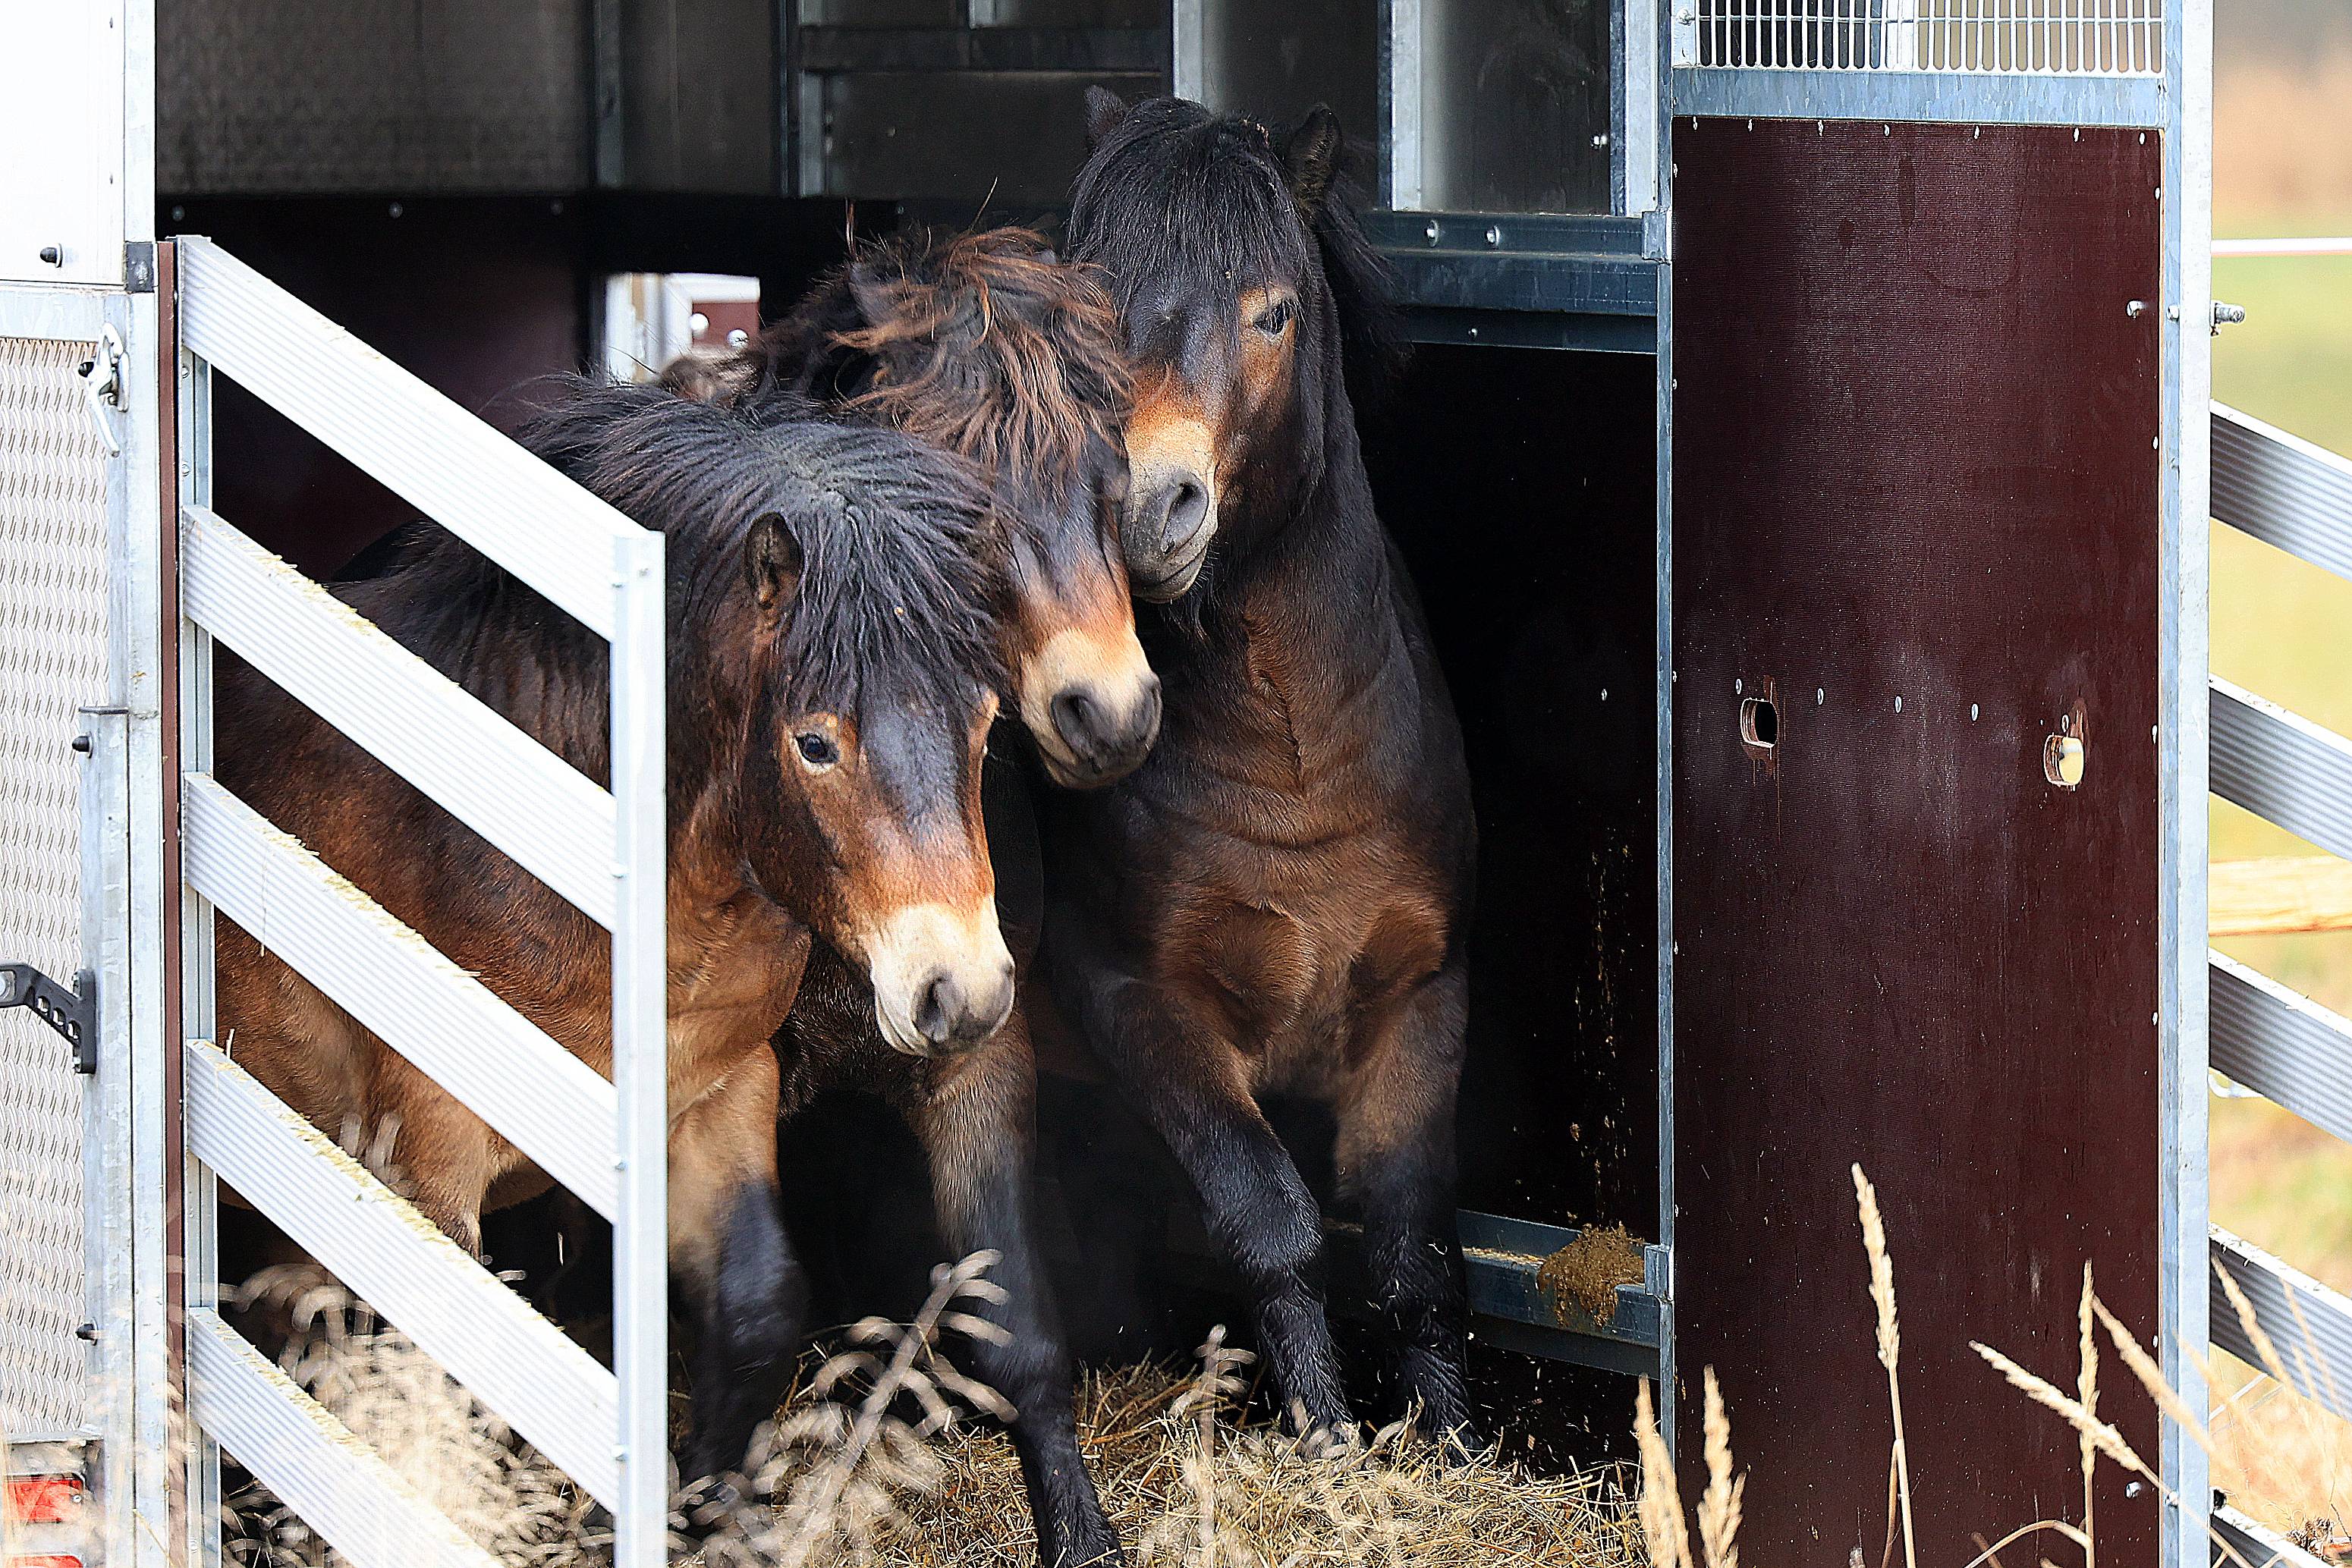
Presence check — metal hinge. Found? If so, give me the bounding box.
[124,240,156,293]
[0,965,97,1074]
[77,325,126,456]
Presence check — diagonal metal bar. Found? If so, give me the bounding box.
[2209,951,2352,1149]
[2212,404,2352,588]
[2210,1227,2352,1425]
[2209,678,2352,863]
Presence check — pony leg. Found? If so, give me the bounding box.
[668,1049,805,1493]
[1334,959,1476,1447]
[373,1053,495,1258]
[909,1010,1124,1568]
[1058,961,1351,1438]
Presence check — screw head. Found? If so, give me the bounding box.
[1484,225,1501,247]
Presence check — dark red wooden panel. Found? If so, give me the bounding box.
[1671,119,2162,1563]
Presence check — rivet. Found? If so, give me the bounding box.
[1734,678,1743,695]
[1484,224,1501,247]
[1816,688,1824,705]
[1971,703,1980,721]
[1894,695,1902,712]
[1424,219,1440,242]
[1600,687,1609,701]
[388,202,404,218]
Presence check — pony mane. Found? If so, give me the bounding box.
[359,379,1003,733]
[1068,99,1406,412]
[732,228,1131,506]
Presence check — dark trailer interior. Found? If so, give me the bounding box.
[165,0,2185,1554]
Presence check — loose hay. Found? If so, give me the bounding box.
[877,1355,1645,1568]
[222,1273,1642,1568]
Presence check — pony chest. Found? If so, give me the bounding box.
[666,895,811,1070]
[1159,847,1451,1058]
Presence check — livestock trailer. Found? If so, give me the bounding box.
[5,2,2350,1565]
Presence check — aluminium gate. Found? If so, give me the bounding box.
[162,237,670,1568]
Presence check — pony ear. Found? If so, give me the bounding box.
[1280,103,1344,220]
[747,514,804,615]
[1083,86,1130,149]
[845,257,898,328]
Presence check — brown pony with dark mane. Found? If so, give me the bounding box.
[1051,93,1481,1447]
[211,381,1014,1493]
[671,228,1138,1566]
[689,226,1156,790]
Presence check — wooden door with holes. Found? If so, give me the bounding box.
[1669,118,2164,1562]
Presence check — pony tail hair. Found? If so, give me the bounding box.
[1312,135,1410,416]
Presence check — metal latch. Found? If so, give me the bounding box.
[77,325,125,455]
[0,965,97,1074]
[2212,300,2248,335]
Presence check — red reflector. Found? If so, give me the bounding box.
[6,1554,83,1568]
[5,1475,82,1525]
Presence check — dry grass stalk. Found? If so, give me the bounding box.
[709,1251,1016,1568]
[1633,1378,1692,1568]
[2076,1265,2097,1568]
[1695,1368,1742,1568]
[1851,1164,1917,1568]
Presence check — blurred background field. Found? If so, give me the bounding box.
[2204,0,2352,1532]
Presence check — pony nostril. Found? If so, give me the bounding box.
[914,971,957,1045]
[1162,479,1209,551]
[1052,688,1105,758]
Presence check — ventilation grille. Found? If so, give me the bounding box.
[1690,0,2164,74]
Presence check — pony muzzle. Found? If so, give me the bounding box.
[1126,468,1215,602]
[1020,626,1162,787]
[863,900,1017,1056]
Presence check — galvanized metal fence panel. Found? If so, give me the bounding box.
[173,238,669,1568]
[0,332,108,1439]
[2209,951,2352,1150]
[2211,1227,2352,1424]
[175,240,641,639]
[2212,404,2352,589]
[180,504,624,929]
[185,1309,504,1568]
[181,774,621,1220]
[181,1040,623,1508]
[2209,677,2352,864]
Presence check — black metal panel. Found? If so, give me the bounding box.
[1194,0,1379,146]
[1413,0,1612,214]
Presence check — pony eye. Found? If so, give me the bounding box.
[794,731,839,769]
[1253,300,1294,338]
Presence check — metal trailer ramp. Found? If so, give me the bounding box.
[163,237,671,1568]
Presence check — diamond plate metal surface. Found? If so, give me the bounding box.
[0,335,108,1437]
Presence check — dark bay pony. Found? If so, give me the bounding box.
[1049,92,1480,1442]
[212,382,1012,1488]
[690,226,1156,790]
[671,230,1137,1565]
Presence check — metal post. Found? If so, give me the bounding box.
[1169,0,1205,102]
[607,529,668,1568]
[78,704,134,1568]
[2159,0,2215,1560]
[174,335,222,1568]
[1386,0,1423,210]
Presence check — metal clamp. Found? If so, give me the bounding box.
[77,325,126,456]
[0,964,97,1074]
